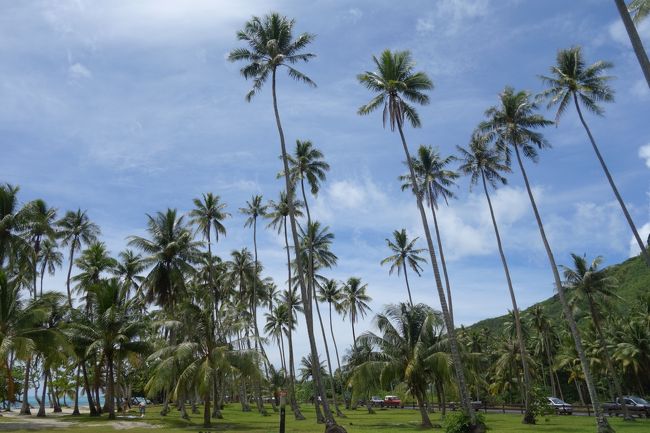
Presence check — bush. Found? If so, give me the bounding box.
[443,411,486,433]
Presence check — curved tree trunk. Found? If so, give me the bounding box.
[513,145,613,433]
[429,197,454,325]
[72,364,81,415]
[417,390,433,428]
[396,121,475,425]
[81,361,98,416]
[613,0,650,88]
[271,68,338,428]
[481,171,534,424]
[19,357,32,415]
[251,217,269,417]
[66,244,76,309]
[573,94,650,266]
[37,369,48,417]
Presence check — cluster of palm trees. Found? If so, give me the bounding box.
[2,4,649,433]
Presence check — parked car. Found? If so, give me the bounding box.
[547,397,573,415]
[383,395,403,408]
[369,396,384,407]
[603,396,650,417]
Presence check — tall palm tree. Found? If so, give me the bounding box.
[457,132,535,423]
[340,277,371,347]
[316,279,344,373]
[227,13,338,426]
[0,184,28,267]
[128,209,201,311]
[281,287,306,420]
[264,304,289,371]
[352,303,450,427]
[288,139,330,223]
[189,193,229,258]
[37,239,63,298]
[480,87,612,433]
[527,305,560,398]
[562,254,631,420]
[613,0,650,87]
[357,49,475,422]
[57,209,100,308]
[22,199,57,301]
[72,242,117,311]
[400,145,458,322]
[112,249,145,301]
[380,229,426,306]
[539,46,649,267]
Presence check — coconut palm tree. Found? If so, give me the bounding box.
[37,239,63,298]
[288,139,330,223]
[352,303,450,427]
[189,193,230,258]
[527,305,561,398]
[264,304,289,371]
[380,229,426,307]
[228,13,338,425]
[128,209,201,311]
[562,254,631,420]
[22,199,57,301]
[72,242,117,311]
[316,279,344,373]
[613,0,650,87]
[539,46,649,266]
[0,184,29,267]
[457,132,535,423]
[480,86,612,433]
[357,48,476,422]
[340,277,371,348]
[112,249,145,301]
[57,209,100,308]
[281,287,306,420]
[400,145,458,322]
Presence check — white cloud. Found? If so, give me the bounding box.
[347,8,363,23]
[639,143,650,168]
[68,62,92,80]
[608,18,650,46]
[418,0,490,36]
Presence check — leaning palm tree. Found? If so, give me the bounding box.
[457,132,535,423]
[357,49,476,423]
[57,209,100,308]
[340,277,371,347]
[37,239,63,298]
[228,13,338,427]
[562,254,631,420]
[288,139,330,222]
[400,145,458,322]
[316,279,344,373]
[380,228,426,307]
[480,86,613,433]
[539,46,649,267]
[613,0,650,87]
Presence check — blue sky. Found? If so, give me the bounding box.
[1,0,649,365]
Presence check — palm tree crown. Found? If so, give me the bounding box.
[357,49,433,130]
[457,133,510,190]
[289,140,330,195]
[228,13,316,101]
[401,145,458,207]
[380,229,426,277]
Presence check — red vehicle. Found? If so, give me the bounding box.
[383,395,403,408]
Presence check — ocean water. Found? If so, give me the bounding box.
[10,391,105,409]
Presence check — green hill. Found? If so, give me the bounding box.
[469,254,650,334]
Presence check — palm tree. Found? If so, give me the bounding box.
[539,46,649,267]
[562,254,631,420]
[352,303,450,427]
[72,242,117,311]
[288,139,330,223]
[480,86,612,433]
[613,0,650,87]
[264,304,289,371]
[457,132,535,423]
[57,209,100,308]
[281,287,306,420]
[22,199,57,301]
[527,305,560,398]
[228,13,338,426]
[0,184,28,267]
[37,240,63,298]
[357,49,475,422]
[380,229,426,306]
[128,209,201,311]
[189,193,229,258]
[340,277,371,347]
[316,279,344,373]
[400,145,458,322]
[112,249,145,301]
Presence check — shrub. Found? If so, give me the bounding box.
[443,411,486,433]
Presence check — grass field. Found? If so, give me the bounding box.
[1,404,649,432]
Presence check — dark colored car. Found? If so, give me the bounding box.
[603,396,650,417]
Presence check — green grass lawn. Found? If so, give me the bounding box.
[2,404,649,432]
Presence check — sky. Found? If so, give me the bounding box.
[1,0,649,367]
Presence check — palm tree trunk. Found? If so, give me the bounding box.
[396,121,475,424]
[428,195,454,325]
[313,286,345,417]
[573,93,650,266]
[401,261,414,306]
[107,357,116,420]
[81,361,98,416]
[251,218,269,417]
[37,369,48,417]
[351,313,357,348]
[72,364,81,415]
[328,302,342,373]
[66,244,76,309]
[513,144,613,433]
[283,217,305,421]
[19,357,32,414]
[417,390,433,428]
[203,390,212,428]
[545,340,557,397]
[481,170,534,423]
[613,0,650,88]
[39,260,46,298]
[271,68,337,428]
